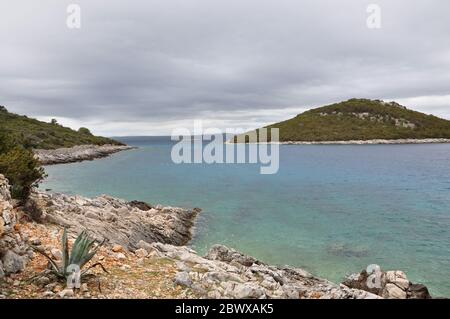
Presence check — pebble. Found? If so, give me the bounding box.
[112,244,123,253]
[36,276,51,287]
[81,283,89,293]
[51,248,63,260]
[30,238,42,246]
[134,248,148,258]
[120,264,131,271]
[115,253,126,260]
[58,289,74,298]
[137,258,145,266]
[43,291,55,297]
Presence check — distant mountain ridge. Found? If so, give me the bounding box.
[0,106,123,149]
[234,99,450,142]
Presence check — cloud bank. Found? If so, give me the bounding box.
[1,0,450,135]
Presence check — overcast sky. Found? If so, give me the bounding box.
[1,0,450,136]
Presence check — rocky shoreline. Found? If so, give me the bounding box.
[280,138,450,145]
[30,191,201,248]
[0,174,435,299]
[34,144,135,165]
[229,138,450,145]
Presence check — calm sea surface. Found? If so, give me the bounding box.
[41,137,450,296]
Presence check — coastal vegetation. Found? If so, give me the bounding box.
[234,99,450,142]
[0,106,122,149]
[0,131,45,200]
[0,105,123,200]
[31,228,107,282]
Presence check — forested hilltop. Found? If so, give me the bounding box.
[235,99,450,142]
[0,106,122,149]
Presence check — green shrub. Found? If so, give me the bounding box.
[0,131,17,153]
[78,127,92,135]
[0,144,46,201]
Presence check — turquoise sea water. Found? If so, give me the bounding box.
[41,137,450,296]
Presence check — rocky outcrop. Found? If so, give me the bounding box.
[342,269,432,299]
[30,191,201,250]
[34,144,135,165]
[280,138,450,145]
[234,138,450,145]
[0,175,33,279]
[141,243,380,299]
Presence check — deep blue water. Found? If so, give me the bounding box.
[41,137,450,296]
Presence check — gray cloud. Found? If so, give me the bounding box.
[1,0,450,135]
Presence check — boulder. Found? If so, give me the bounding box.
[1,250,25,274]
[30,238,42,246]
[342,268,431,299]
[174,271,193,288]
[23,198,43,222]
[128,201,152,211]
[85,211,99,219]
[137,240,155,254]
[0,175,11,202]
[382,283,407,299]
[1,207,16,234]
[230,283,265,299]
[342,270,384,295]
[104,212,117,222]
[134,248,148,258]
[206,245,258,267]
[385,270,410,290]
[112,244,123,253]
[408,284,431,299]
[114,252,126,260]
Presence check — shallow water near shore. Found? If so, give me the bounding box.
[41,137,450,297]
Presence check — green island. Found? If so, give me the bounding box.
[234,99,450,142]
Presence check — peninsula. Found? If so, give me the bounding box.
[0,106,132,164]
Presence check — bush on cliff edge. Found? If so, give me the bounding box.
[0,131,45,201]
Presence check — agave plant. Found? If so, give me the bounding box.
[32,228,107,281]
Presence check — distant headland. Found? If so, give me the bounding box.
[232,99,450,144]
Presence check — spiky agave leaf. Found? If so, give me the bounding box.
[61,227,70,274]
[79,237,97,264]
[30,246,64,278]
[68,231,104,270]
[81,262,109,276]
[79,239,106,269]
[69,230,89,266]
